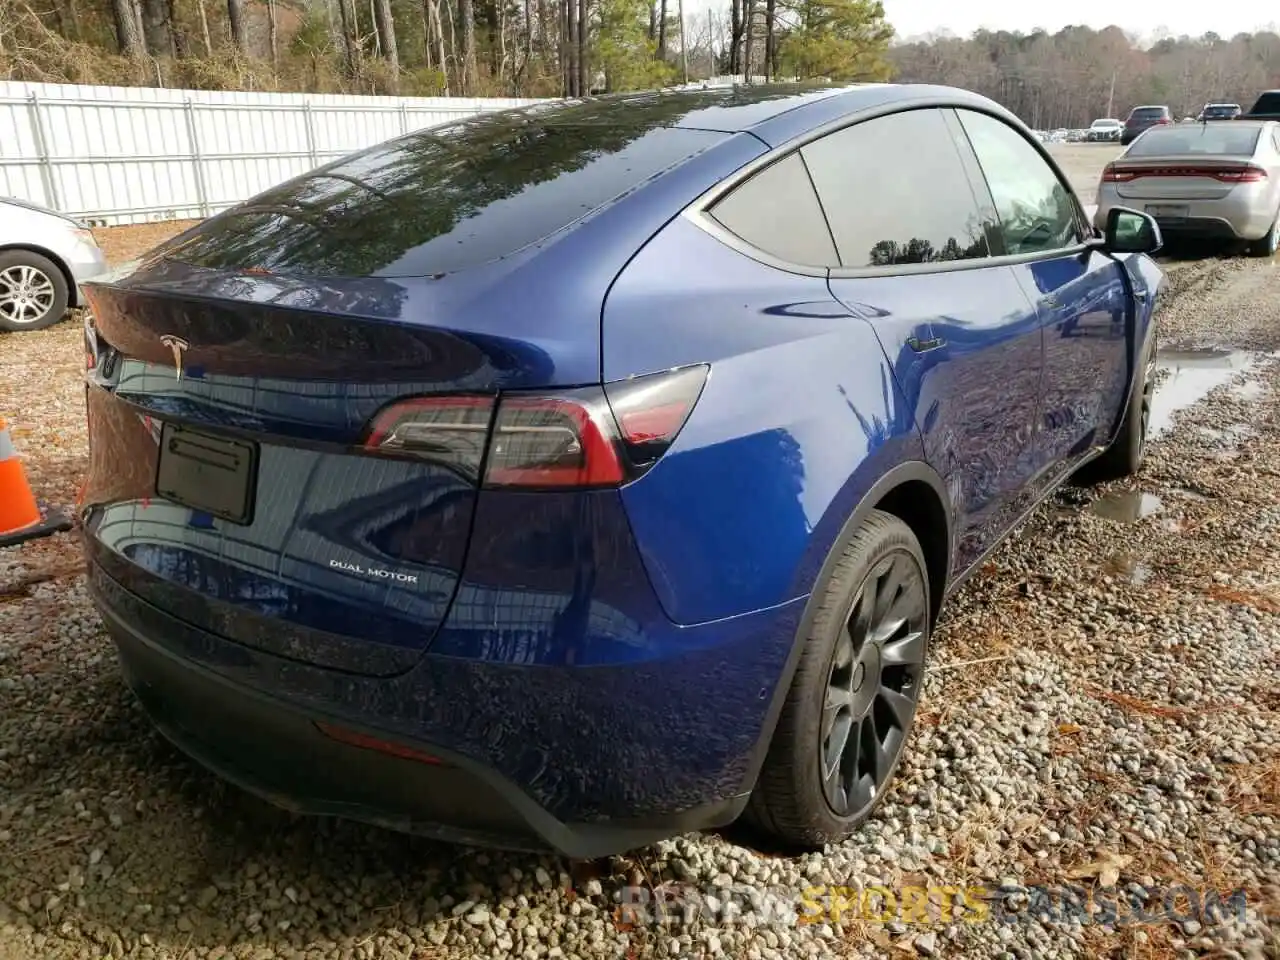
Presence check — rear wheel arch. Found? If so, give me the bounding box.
[737,459,952,798]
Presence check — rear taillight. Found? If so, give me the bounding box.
[363,395,494,483]
[1102,164,1266,183]
[485,389,624,488]
[1214,166,1267,182]
[361,364,709,490]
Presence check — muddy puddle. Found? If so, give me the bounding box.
[1105,553,1153,585]
[1089,490,1164,523]
[1148,348,1261,438]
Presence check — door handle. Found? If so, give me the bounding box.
[906,336,946,352]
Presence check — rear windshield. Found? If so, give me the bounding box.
[161,107,724,279]
[1250,92,1280,114]
[1126,125,1261,157]
[1203,105,1239,116]
[1130,107,1168,119]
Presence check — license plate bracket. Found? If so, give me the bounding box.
[1145,204,1189,220]
[155,422,258,525]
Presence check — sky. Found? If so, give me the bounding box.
[880,0,1280,44]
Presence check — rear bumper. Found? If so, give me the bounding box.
[1094,199,1277,242]
[88,557,791,857]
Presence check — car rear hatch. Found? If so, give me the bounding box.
[80,106,733,677]
[1107,125,1265,201]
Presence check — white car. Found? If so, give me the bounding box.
[0,196,108,332]
[1088,118,1123,142]
[1094,120,1280,256]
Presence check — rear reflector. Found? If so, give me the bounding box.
[361,364,709,490]
[1103,163,1267,183]
[314,722,446,765]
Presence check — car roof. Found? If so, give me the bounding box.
[489,82,1017,139]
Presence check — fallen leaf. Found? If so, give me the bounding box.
[1057,723,1082,735]
[1066,851,1133,887]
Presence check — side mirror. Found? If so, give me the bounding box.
[1103,206,1163,254]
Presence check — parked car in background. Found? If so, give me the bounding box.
[0,196,107,332]
[1243,90,1280,120]
[1088,118,1124,142]
[1096,119,1280,256]
[1121,105,1174,145]
[1197,102,1242,121]
[80,82,1166,858]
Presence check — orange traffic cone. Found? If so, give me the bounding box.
[0,418,71,549]
[0,418,42,536]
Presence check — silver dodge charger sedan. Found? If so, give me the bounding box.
[1094,120,1280,256]
[0,195,108,332]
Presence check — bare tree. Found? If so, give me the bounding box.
[226,0,245,53]
[373,0,399,84]
[111,0,145,56]
[460,0,477,91]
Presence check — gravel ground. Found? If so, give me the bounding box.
[1,212,1278,960]
[1047,142,1123,203]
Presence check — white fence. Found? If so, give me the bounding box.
[0,81,550,226]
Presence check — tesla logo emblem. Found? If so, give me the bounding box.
[159,335,189,381]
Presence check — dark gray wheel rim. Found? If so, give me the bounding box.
[821,550,928,819]
[1138,334,1158,451]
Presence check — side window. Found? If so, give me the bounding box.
[955,109,1082,255]
[801,108,994,268]
[708,153,838,267]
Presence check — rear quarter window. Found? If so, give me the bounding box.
[708,153,838,267]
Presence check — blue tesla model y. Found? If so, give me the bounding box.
[80,82,1166,857]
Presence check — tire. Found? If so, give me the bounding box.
[1074,326,1158,485]
[1246,213,1279,258]
[0,250,70,333]
[745,509,932,850]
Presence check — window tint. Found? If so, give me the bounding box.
[709,153,838,266]
[802,108,993,268]
[1251,93,1280,114]
[956,109,1081,255]
[1126,125,1260,157]
[162,107,725,278]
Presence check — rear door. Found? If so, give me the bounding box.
[952,107,1131,483]
[813,107,1045,574]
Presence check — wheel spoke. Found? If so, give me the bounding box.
[878,685,917,731]
[861,712,882,783]
[847,589,872,646]
[822,711,852,780]
[831,629,854,671]
[823,682,853,735]
[881,629,926,669]
[873,554,908,622]
[879,581,925,640]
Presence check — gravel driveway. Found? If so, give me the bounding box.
[1,214,1278,959]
